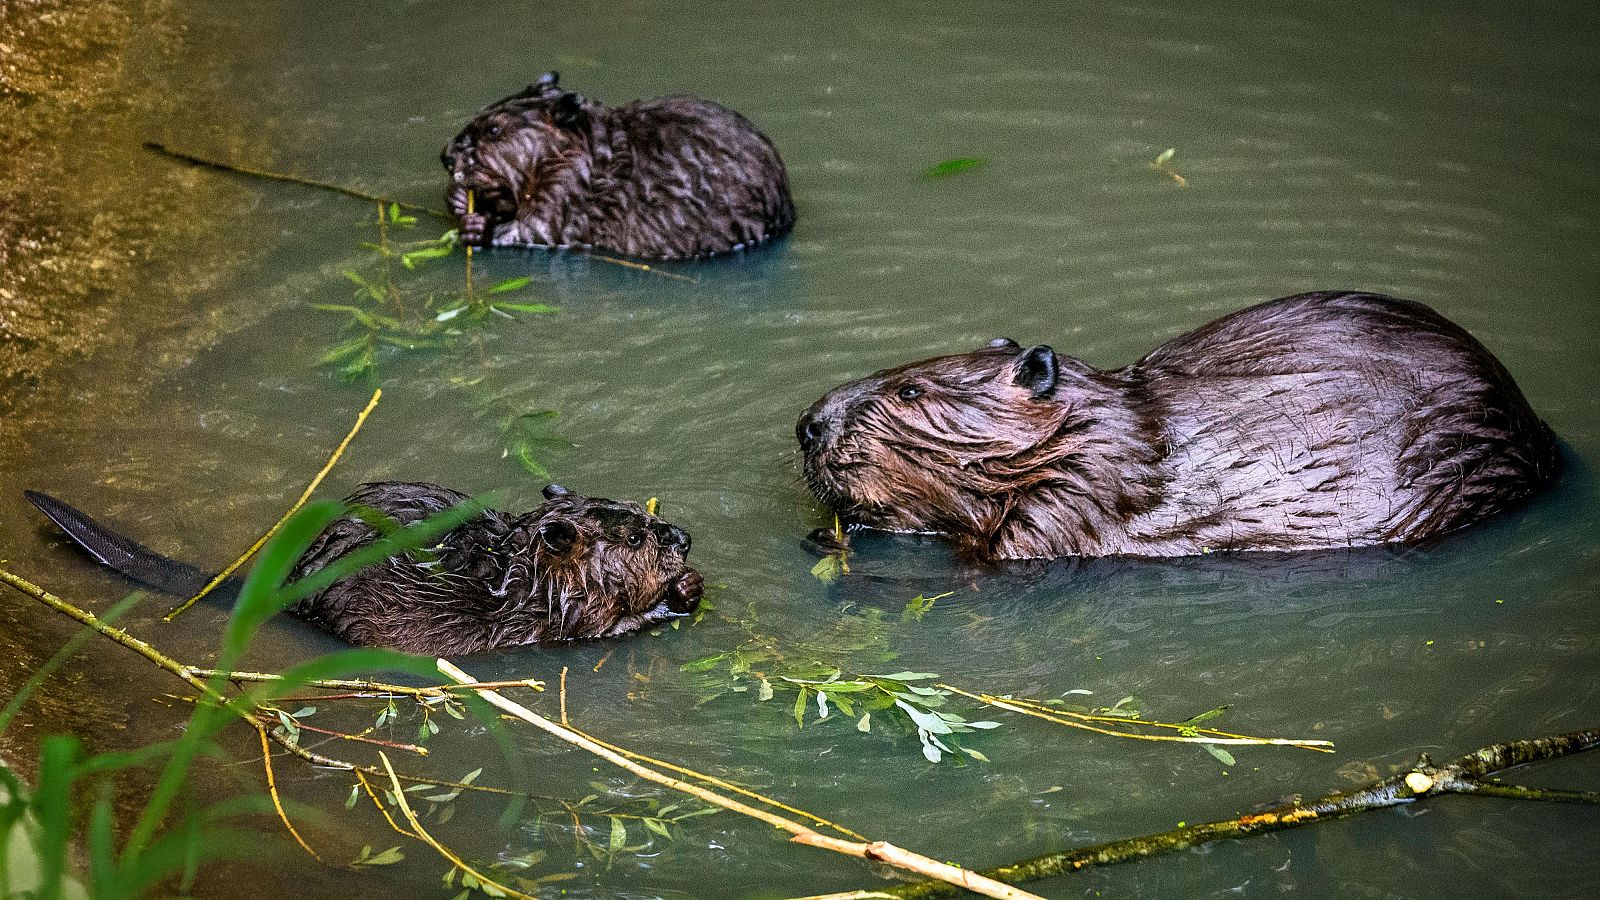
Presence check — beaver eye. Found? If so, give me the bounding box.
[897,385,924,401]
[487,124,502,138]
[626,531,644,548]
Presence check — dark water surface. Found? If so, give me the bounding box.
[2,1,1598,897]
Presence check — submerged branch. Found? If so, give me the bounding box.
[144,142,447,217]
[438,659,1042,900]
[144,142,696,281]
[939,684,1333,752]
[812,727,1600,899]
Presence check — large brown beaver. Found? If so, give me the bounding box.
[797,291,1561,561]
[441,71,795,260]
[26,482,703,655]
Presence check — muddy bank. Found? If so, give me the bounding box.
[0,0,253,423]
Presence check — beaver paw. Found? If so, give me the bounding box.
[459,212,490,246]
[665,569,703,614]
[446,183,470,216]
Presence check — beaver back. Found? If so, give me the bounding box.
[798,292,1560,560]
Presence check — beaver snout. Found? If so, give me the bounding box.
[665,569,703,614]
[654,522,691,555]
[797,407,834,452]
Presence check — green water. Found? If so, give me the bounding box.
[2,1,1598,897]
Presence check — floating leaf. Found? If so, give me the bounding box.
[757,679,774,701]
[352,845,405,866]
[608,816,627,851]
[1154,148,1176,166]
[963,747,991,763]
[679,652,727,673]
[856,711,872,733]
[811,554,845,583]
[487,276,534,294]
[1205,745,1236,767]
[490,302,558,314]
[924,156,987,178]
[1179,705,1231,727]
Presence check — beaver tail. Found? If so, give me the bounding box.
[25,491,215,597]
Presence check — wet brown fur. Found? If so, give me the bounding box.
[798,292,1561,561]
[289,482,701,655]
[442,71,794,260]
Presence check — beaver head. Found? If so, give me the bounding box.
[797,340,1159,559]
[440,71,595,230]
[526,484,703,639]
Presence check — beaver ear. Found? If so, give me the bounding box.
[542,484,571,500]
[1012,345,1058,398]
[521,71,560,97]
[538,519,578,553]
[988,338,1020,350]
[551,92,587,130]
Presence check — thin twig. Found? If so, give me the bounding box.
[187,667,544,699]
[353,769,418,839]
[258,725,322,861]
[437,659,1042,900]
[0,568,551,806]
[261,713,428,755]
[378,752,535,900]
[145,142,693,280]
[559,665,569,727]
[144,142,447,217]
[939,684,1333,752]
[567,724,868,842]
[166,388,382,619]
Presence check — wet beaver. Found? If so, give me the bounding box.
[26,482,703,655]
[797,291,1561,561]
[441,71,795,260]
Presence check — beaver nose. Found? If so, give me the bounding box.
[797,412,829,450]
[656,523,691,554]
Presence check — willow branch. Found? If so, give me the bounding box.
[378,752,535,900]
[144,142,447,217]
[939,684,1333,751]
[167,388,382,619]
[822,727,1600,899]
[437,659,1041,900]
[144,142,695,280]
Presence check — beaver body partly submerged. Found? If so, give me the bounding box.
[442,71,794,260]
[797,291,1560,561]
[27,482,702,655]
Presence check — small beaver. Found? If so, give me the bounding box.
[26,482,703,655]
[441,71,795,260]
[797,291,1561,561]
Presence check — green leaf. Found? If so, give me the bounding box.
[879,671,939,681]
[401,244,454,269]
[643,817,672,839]
[811,554,845,583]
[608,816,627,851]
[1204,745,1236,767]
[1154,148,1176,166]
[352,845,405,866]
[793,688,809,729]
[490,302,558,314]
[924,156,987,178]
[679,652,727,673]
[756,679,774,701]
[963,747,991,763]
[856,711,871,733]
[435,305,466,322]
[487,276,534,294]
[1178,705,1231,727]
